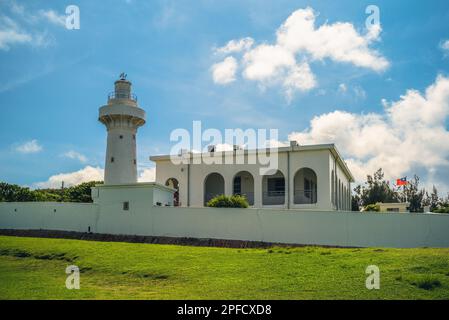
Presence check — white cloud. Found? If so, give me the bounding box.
[138,168,156,182]
[353,85,366,99]
[34,166,104,189]
[15,139,43,154]
[288,75,449,193]
[283,62,316,101]
[338,83,366,99]
[243,44,295,81]
[215,37,254,54]
[38,10,66,27]
[212,56,238,84]
[440,39,449,56]
[0,3,66,51]
[0,15,32,50]
[338,83,347,93]
[211,7,388,100]
[62,151,88,163]
[276,7,388,71]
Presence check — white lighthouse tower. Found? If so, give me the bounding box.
[99,74,146,185]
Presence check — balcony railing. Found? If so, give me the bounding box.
[108,92,138,102]
[262,191,285,205]
[294,189,317,204]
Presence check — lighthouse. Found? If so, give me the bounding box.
[99,74,146,185]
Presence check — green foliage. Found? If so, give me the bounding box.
[433,206,449,214]
[353,169,398,209]
[0,181,103,203]
[399,175,425,213]
[427,186,440,212]
[364,204,380,212]
[351,169,449,213]
[0,183,36,202]
[206,194,249,208]
[64,181,102,203]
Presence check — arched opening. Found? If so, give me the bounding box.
[165,178,180,206]
[294,168,317,204]
[233,171,254,206]
[262,170,285,205]
[204,172,225,205]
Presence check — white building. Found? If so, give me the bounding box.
[94,75,354,211]
[151,143,354,211]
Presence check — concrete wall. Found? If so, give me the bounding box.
[0,202,98,233]
[1,202,449,248]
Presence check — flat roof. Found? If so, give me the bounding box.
[149,143,355,182]
[95,182,176,193]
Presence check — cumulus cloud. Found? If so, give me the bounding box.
[288,75,449,192]
[211,7,388,100]
[138,167,156,182]
[15,139,43,154]
[34,166,104,189]
[211,56,238,84]
[62,150,88,163]
[275,8,388,71]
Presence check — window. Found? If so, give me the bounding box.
[267,178,285,194]
[304,178,310,198]
[387,208,399,212]
[111,157,114,163]
[123,201,129,211]
[133,159,136,165]
[133,134,136,140]
[233,176,241,194]
[119,135,123,139]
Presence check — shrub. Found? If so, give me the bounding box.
[433,206,449,214]
[206,194,249,208]
[364,204,380,212]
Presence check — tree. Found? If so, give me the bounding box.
[351,185,361,211]
[398,175,425,213]
[0,181,103,203]
[424,186,440,212]
[353,168,398,210]
[0,183,35,202]
[64,181,102,203]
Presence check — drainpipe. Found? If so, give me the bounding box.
[187,161,190,207]
[287,149,290,209]
[332,151,338,211]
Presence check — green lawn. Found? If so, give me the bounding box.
[0,235,448,299]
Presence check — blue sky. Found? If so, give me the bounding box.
[0,0,449,194]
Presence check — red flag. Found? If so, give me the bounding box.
[396,177,407,186]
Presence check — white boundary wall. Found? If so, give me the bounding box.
[1,202,449,248]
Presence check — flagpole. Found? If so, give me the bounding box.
[404,184,407,203]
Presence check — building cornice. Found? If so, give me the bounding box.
[149,143,355,182]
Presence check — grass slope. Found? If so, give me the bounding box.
[0,235,448,300]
